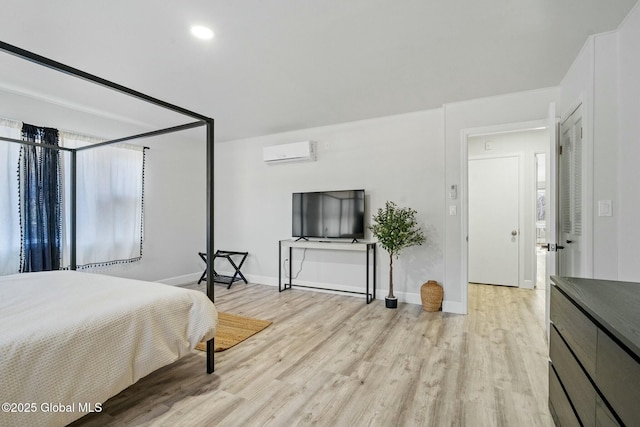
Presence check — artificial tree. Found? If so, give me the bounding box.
[369,201,426,308]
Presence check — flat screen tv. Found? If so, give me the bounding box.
[292,189,365,240]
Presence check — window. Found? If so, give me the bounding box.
[61,133,146,268]
[0,118,146,274]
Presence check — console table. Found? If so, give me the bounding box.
[278,240,376,303]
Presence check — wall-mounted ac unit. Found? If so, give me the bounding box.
[263,141,317,164]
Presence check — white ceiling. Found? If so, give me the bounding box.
[0,0,637,142]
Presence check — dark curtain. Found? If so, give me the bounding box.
[18,124,62,272]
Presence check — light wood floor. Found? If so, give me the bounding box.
[70,282,553,427]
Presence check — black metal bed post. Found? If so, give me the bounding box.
[206,118,215,373]
[0,135,75,152]
[69,150,77,270]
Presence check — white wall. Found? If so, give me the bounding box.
[557,2,640,281]
[617,3,640,280]
[443,88,560,313]
[592,33,620,280]
[214,110,445,304]
[558,37,594,117]
[468,129,549,289]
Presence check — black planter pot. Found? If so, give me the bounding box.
[385,297,398,309]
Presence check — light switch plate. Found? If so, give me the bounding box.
[449,205,457,216]
[598,200,612,217]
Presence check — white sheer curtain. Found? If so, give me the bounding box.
[61,133,145,268]
[0,119,21,275]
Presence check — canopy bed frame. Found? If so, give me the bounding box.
[0,40,217,374]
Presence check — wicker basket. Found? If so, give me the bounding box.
[420,280,443,312]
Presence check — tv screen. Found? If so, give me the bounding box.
[292,190,365,239]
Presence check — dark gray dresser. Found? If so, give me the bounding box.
[549,276,640,426]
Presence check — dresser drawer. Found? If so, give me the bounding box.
[550,325,596,427]
[596,330,640,426]
[549,363,581,427]
[595,396,620,427]
[551,285,598,376]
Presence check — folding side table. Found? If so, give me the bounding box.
[198,250,248,288]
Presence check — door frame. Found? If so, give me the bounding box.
[558,101,592,278]
[460,119,550,313]
[468,153,524,287]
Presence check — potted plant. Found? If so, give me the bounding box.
[369,201,426,308]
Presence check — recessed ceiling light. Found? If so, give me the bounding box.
[191,25,214,40]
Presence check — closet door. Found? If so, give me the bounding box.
[558,106,583,277]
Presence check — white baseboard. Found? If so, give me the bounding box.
[244,274,278,287]
[245,273,422,306]
[394,291,422,305]
[442,299,467,314]
[157,272,201,286]
[211,271,443,309]
[270,276,374,300]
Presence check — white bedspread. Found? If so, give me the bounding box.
[0,271,217,427]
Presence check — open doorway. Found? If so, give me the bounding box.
[466,125,550,290]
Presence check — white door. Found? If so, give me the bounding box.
[558,106,583,277]
[468,156,520,286]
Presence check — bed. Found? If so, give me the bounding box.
[0,270,217,427]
